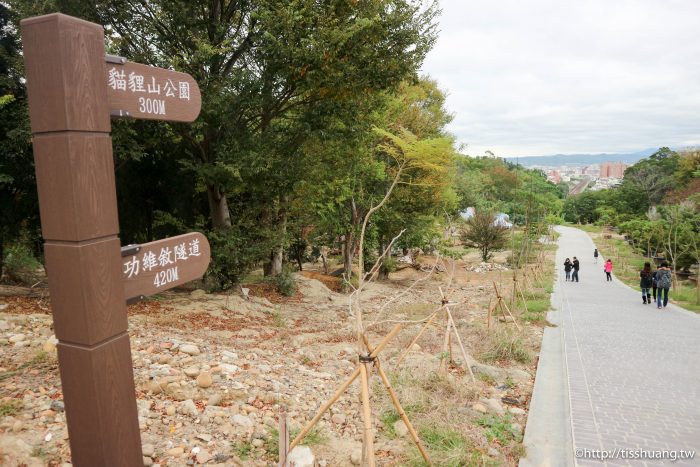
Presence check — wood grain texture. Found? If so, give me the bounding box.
[21,13,110,133]
[57,334,143,467]
[44,237,127,346]
[33,134,119,241]
[107,61,201,122]
[122,232,210,300]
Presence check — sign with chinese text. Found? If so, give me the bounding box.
[122,232,210,302]
[107,61,201,122]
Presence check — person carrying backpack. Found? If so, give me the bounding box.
[640,262,653,304]
[655,262,672,309]
[564,258,572,281]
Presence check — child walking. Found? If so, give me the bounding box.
[604,259,613,281]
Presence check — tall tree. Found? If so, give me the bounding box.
[0,4,39,278]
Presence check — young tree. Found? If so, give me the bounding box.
[461,211,508,261]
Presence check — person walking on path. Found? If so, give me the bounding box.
[655,262,672,309]
[572,257,580,282]
[604,259,613,281]
[640,262,653,304]
[593,248,599,264]
[564,258,572,281]
[652,265,660,301]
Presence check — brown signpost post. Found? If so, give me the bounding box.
[21,13,204,466]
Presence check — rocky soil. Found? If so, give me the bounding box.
[0,254,550,466]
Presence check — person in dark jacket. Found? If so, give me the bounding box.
[655,262,672,309]
[564,258,572,281]
[572,257,580,282]
[651,265,660,300]
[593,248,599,264]
[640,262,653,304]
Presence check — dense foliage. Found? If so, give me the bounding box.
[0,1,564,286]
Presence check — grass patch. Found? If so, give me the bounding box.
[480,328,532,364]
[270,307,286,328]
[264,426,326,460]
[523,298,550,314]
[476,414,523,444]
[31,447,48,458]
[380,402,424,439]
[0,398,23,417]
[405,426,481,467]
[0,350,54,382]
[231,440,253,460]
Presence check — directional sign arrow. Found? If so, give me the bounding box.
[106,57,201,122]
[122,232,210,303]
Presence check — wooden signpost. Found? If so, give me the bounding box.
[122,232,210,303]
[106,58,201,121]
[21,13,205,466]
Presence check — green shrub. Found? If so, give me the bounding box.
[272,269,297,296]
[2,243,41,284]
[206,228,268,291]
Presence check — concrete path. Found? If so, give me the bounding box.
[522,226,700,466]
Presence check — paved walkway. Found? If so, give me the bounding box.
[522,226,700,466]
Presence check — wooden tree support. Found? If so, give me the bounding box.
[396,287,477,383]
[511,272,529,314]
[278,407,289,467]
[488,282,521,331]
[286,325,435,465]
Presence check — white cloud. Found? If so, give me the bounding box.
[421,0,700,156]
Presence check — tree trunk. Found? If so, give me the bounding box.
[264,196,287,277]
[343,200,360,280]
[269,249,283,276]
[343,231,354,280]
[0,236,4,281]
[378,239,389,280]
[207,184,232,229]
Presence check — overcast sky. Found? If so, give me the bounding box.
[420,0,700,157]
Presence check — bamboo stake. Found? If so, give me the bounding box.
[445,306,476,383]
[487,299,493,331]
[515,277,529,314]
[288,366,361,452]
[362,335,432,465]
[278,407,289,467]
[438,315,452,374]
[289,325,401,451]
[500,296,521,331]
[448,331,453,364]
[359,363,376,467]
[395,310,439,367]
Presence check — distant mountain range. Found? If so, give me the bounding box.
[505,148,658,167]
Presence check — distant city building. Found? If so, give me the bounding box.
[600,162,627,178]
[546,170,561,184]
